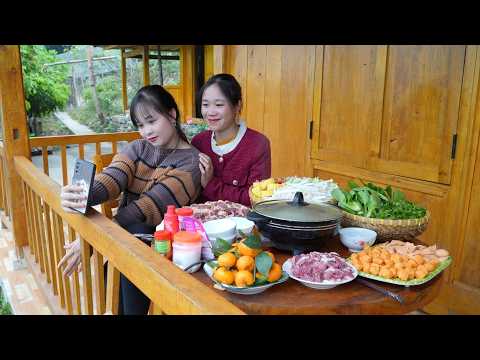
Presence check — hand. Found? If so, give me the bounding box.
[57,239,82,277]
[61,183,87,213]
[198,153,214,188]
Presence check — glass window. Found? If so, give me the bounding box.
[149,50,180,86]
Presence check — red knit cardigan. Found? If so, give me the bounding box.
[191,128,271,207]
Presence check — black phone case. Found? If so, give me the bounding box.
[71,159,96,214]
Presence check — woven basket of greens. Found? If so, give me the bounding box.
[331,181,429,241]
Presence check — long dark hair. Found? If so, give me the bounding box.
[130,85,188,143]
[197,73,242,110]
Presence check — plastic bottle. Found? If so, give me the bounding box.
[153,230,172,259]
[164,205,179,235]
[175,207,194,231]
[172,231,202,273]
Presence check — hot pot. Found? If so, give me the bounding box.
[247,192,343,254]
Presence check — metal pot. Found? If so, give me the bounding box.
[247,192,343,254]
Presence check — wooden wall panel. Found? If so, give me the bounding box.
[370,46,466,184]
[312,46,387,168]
[225,45,312,178]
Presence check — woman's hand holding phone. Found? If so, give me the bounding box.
[61,182,88,213]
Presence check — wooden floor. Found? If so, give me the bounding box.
[0,225,52,315]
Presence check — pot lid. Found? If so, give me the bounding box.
[253,192,342,223]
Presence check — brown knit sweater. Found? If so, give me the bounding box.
[90,139,201,228]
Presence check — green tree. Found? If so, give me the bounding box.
[20,45,70,134]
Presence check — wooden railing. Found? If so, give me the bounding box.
[14,155,244,315]
[29,132,141,185]
[0,140,12,230]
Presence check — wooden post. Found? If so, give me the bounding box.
[120,49,128,112]
[213,45,226,74]
[143,46,150,86]
[0,45,32,257]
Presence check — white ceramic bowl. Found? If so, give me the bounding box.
[228,217,255,236]
[338,227,377,252]
[203,218,237,243]
[282,259,357,290]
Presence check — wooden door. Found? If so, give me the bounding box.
[449,142,480,314]
[368,46,466,184]
[311,45,387,168]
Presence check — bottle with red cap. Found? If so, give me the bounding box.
[153,230,172,259]
[164,205,179,235]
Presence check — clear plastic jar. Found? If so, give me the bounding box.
[172,231,202,273]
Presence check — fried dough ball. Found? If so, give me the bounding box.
[398,269,409,281]
[424,262,435,272]
[415,269,428,279]
[360,254,372,264]
[391,254,402,264]
[394,262,405,271]
[390,267,397,277]
[407,259,418,269]
[413,255,425,265]
[372,257,384,266]
[380,251,391,261]
[384,258,394,268]
[371,249,382,258]
[379,267,393,279]
[351,253,359,262]
[352,260,363,272]
[362,263,371,273]
[369,264,380,276]
[407,268,415,280]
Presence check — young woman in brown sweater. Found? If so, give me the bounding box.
[58,85,201,314]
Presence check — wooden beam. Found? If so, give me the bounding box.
[143,46,150,86]
[0,45,32,254]
[120,49,128,112]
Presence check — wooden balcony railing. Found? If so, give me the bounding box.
[14,154,244,315]
[0,140,12,230]
[29,132,141,185]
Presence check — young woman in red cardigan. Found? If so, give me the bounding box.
[191,73,271,207]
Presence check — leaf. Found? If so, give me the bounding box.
[357,190,370,207]
[212,238,232,257]
[331,188,346,203]
[255,251,273,277]
[243,233,262,249]
[348,180,359,190]
[392,189,405,202]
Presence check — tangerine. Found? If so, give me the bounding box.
[213,267,235,285]
[217,252,237,269]
[234,270,254,287]
[267,263,282,282]
[236,255,255,271]
[237,240,261,257]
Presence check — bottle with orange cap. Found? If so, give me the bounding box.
[172,231,202,273]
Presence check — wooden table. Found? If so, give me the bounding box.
[191,236,444,315]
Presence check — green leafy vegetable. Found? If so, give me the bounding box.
[332,180,427,220]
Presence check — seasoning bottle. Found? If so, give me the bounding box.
[164,205,179,235]
[153,230,172,259]
[172,231,202,273]
[175,207,194,231]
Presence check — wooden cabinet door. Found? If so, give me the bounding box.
[311,45,387,168]
[368,46,466,184]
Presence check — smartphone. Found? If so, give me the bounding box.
[70,159,96,214]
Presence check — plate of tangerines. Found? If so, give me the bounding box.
[204,233,289,295]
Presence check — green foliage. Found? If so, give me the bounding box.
[0,285,13,315]
[255,251,273,277]
[20,45,70,118]
[83,75,123,116]
[332,180,427,220]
